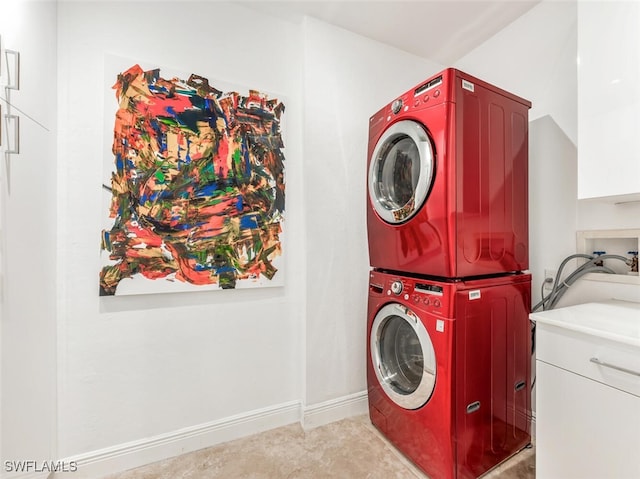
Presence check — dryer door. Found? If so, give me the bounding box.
[368,120,435,224]
[370,302,437,409]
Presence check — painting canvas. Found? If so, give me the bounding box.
[100,59,286,296]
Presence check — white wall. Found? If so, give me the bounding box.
[55,0,445,466]
[0,0,58,470]
[301,17,442,408]
[525,115,577,422]
[577,200,640,232]
[528,116,578,307]
[54,1,446,469]
[56,0,304,462]
[456,0,578,146]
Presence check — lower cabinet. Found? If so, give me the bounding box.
[533,301,640,477]
[536,347,640,478]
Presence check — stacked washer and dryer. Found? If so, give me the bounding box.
[366,68,532,479]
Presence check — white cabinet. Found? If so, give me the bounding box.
[578,2,640,201]
[536,361,640,479]
[532,300,640,479]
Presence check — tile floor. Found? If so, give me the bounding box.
[102,415,535,479]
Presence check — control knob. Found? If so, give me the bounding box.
[390,281,403,295]
[391,99,403,114]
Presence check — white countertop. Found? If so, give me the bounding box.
[530,299,640,348]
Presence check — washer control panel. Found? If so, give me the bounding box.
[380,275,450,316]
[413,282,444,309]
[390,280,404,295]
[391,99,403,114]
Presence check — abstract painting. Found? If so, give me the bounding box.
[100,63,286,296]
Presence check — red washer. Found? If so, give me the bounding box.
[367,68,531,278]
[367,269,532,479]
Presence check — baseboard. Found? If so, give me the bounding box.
[302,390,369,430]
[0,470,51,479]
[54,400,301,479]
[50,392,370,479]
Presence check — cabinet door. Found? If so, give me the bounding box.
[536,360,640,479]
[578,1,640,199]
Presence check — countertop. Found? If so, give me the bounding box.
[530,299,640,348]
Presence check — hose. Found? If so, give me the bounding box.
[543,254,594,311]
[534,253,594,311]
[533,254,631,312]
[548,265,615,310]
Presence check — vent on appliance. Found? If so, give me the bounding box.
[414,76,443,96]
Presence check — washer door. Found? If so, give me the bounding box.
[368,120,435,224]
[370,303,437,409]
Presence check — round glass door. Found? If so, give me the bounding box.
[368,120,435,224]
[370,303,437,409]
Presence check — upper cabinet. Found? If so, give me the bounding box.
[578,2,640,201]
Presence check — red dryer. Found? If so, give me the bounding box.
[367,270,532,479]
[367,68,531,278]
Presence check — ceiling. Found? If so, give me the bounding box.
[239,1,540,65]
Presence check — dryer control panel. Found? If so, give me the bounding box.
[379,73,449,121]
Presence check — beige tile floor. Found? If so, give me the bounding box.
[102,415,534,479]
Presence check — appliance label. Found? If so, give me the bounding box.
[462,79,475,92]
[436,319,445,332]
[468,290,481,300]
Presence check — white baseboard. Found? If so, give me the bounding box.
[54,400,301,479]
[302,390,369,430]
[0,470,51,479]
[50,392,369,479]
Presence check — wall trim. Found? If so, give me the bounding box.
[50,392,369,478]
[55,400,301,479]
[302,390,369,430]
[0,471,50,479]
